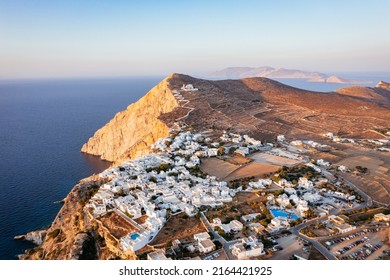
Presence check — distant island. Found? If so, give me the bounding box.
[201,66,371,84]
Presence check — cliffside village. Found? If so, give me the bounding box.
[84,123,377,259]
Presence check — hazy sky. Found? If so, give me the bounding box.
[1,0,390,78]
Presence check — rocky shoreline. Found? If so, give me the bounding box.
[14,229,47,246]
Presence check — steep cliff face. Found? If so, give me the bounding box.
[81,75,180,163]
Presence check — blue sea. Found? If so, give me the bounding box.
[0,73,389,260]
[0,77,163,259]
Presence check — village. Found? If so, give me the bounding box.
[84,123,390,260]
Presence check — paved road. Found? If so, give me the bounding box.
[291,224,336,260]
[200,212,239,259]
[290,215,337,260]
[320,169,372,208]
[339,175,373,208]
[288,170,374,260]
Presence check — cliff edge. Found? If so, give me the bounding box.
[81,74,180,163]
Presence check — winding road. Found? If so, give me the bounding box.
[289,169,373,260]
[173,90,195,121]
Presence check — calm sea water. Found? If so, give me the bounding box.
[0,77,163,259]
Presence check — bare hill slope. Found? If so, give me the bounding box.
[82,74,390,163]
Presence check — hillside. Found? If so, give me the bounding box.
[335,81,390,103]
[82,74,390,163]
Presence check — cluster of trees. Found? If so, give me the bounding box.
[188,166,207,179]
[304,208,318,219]
[275,165,319,183]
[300,227,317,238]
[290,218,303,227]
[229,176,255,189]
[149,176,157,183]
[146,163,173,173]
[354,165,368,174]
[215,226,233,241]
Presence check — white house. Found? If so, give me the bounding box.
[267,217,290,233]
[181,84,198,91]
[194,232,210,242]
[219,220,243,233]
[241,213,261,223]
[147,250,171,260]
[302,192,322,203]
[277,135,286,142]
[298,177,314,190]
[296,200,309,217]
[335,223,356,234]
[338,165,348,172]
[90,201,106,216]
[248,179,272,189]
[316,159,330,167]
[374,213,390,222]
[207,148,219,157]
[231,237,264,259]
[276,194,290,207]
[198,239,215,254]
[284,187,296,195]
[235,147,249,156]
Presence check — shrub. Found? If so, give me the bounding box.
[48,228,61,239]
[150,176,157,183]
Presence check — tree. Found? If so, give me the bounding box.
[150,176,157,183]
[355,166,368,174]
[159,163,172,172]
[216,227,225,236]
[214,240,222,249]
[218,146,225,156]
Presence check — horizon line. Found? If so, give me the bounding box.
[1,69,390,82]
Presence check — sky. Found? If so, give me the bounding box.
[1,0,390,79]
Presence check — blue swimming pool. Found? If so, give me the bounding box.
[270,209,298,220]
[130,233,140,240]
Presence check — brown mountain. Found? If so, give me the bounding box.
[335,81,390,102]
[82,74,390,163]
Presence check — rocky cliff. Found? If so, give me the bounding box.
[21,175,137,260]
[81,74,180,163]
